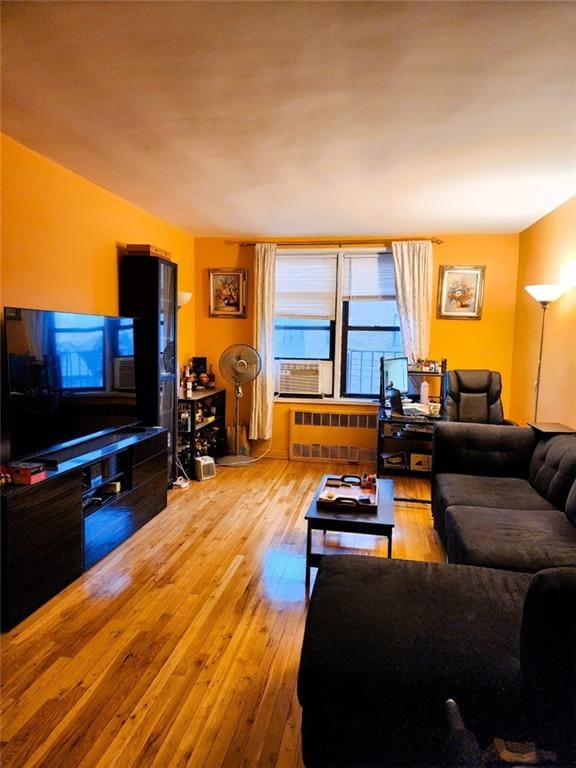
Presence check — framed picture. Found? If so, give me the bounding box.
[437,265,486,320]
[209,268,247,318]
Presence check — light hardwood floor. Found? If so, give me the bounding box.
[0,460,445,768]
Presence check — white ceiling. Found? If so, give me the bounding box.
[2,1,576,237]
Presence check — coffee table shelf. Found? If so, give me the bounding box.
[304,475,395,589]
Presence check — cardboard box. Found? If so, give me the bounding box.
[126,243,171,260]
[410,453,431,472]
[382,452,408,470]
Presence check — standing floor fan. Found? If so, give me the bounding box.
[217,343,262,466]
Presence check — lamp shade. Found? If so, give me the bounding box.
[524,284,566,304]
[177,290,192,308]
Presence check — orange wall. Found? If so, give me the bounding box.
[429,235,519,409]
[196,234,520,458]
[510,197,576,428]
[1,135,196,362]
[194,239,254,430]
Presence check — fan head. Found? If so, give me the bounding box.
[219,344,262,385]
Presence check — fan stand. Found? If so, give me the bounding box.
[216,384,255,466]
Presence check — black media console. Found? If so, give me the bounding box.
[1,426,168,631]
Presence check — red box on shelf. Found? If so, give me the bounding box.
[7,461,47,485]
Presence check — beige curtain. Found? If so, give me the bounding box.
[391,240,433,362]
[249,243,277,440]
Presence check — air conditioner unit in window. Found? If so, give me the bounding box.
[277,361,322,397]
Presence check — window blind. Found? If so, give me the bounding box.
[343,253,395,299]
[275,255,337,319]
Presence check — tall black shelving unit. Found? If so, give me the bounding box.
[119,253,178,482]
[177,388,227,478]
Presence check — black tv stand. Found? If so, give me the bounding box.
[1,426,168,631]
[29,424,147,468]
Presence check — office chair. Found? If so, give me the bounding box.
[441,370,515,424]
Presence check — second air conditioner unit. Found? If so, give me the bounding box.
[277,361,322,397]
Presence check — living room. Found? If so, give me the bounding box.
[1,2,575,767]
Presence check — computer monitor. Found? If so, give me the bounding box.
[380,356,409,401]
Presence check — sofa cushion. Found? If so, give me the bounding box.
[445,506,576,572]
[432,423,537,478]
[529,434,576,510]
[435,473,556,514]
[298,556,531,766]
[566,480,576,525]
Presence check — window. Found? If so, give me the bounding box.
[274,250,402,398]
[341,254,401,397]
[274,255,337,360]
[274,317,333,359]
[116,317,135,356]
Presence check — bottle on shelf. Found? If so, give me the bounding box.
[207,364,216,388]
[420,380,429,406]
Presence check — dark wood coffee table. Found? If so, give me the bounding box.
[305,475,395,588]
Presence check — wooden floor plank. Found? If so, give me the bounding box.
[0,459,444,767]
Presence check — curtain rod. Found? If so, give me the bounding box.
[225,237,443,248]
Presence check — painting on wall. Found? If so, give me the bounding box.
[437,265,486,319]
[209,268,247,318]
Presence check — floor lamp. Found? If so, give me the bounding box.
[524,284,565,422]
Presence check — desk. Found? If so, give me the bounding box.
[304,476,395,589]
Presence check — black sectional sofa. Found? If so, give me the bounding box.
[298,423,576,768]
[298,557,576,767]
[432,422,576,572]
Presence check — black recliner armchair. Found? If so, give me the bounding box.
[442,370,514,424]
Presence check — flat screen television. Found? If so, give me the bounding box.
[2,307,139,462]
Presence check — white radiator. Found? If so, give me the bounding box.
[289,409,378,465]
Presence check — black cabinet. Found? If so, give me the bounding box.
[119,254,178,481]
[177,389,226,478]
[1,427,168,630]
[1,471,84,630]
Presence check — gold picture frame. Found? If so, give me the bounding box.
[437,265,485,320]
[209,268,247,318]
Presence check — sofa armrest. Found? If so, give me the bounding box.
[520,567,576,762]
[432,422,537,478]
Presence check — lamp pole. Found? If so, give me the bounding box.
[533,301,548,422]
[524,283,565,424]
